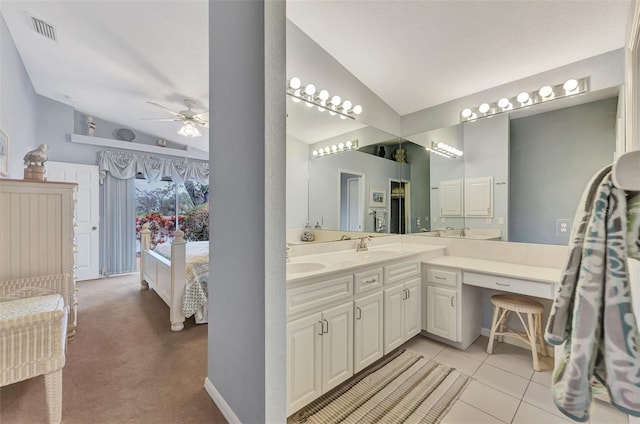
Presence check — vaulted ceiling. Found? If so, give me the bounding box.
[1,1,632,152]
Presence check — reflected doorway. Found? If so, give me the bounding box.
[339,170,364,231]
[389,179,410,234]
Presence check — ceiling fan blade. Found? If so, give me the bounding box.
[146,101,183,116]
[196,121,209,128]
[193,111,209,118]
[139,118,182,122]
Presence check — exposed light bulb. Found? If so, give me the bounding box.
[292,89,301,102]
[339,115,346,119]
[539,85,553,98]
[318,90,329,101]
[461,108,472,118]
[338,142,345,150]
[345,140,353,148]
[342,100,352,111]
[498,98,511,109]
[289,77,301,90]
[331,145,338,152]
[516,92,530,104]
[352,105,362,115]
[328,111,336,116]
[324,147,331,153]
[479,103,490,113]
[304,84,316,96]
[563,79,578,93]
[331,95,341,106]
[312,150,318,156]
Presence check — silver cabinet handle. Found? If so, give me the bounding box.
[318,320,323,336]
[407,289,411,299]
[323,319,329,334]
[364,278,377,284]
[356,307,362,320]
[496,282,511,287]
[435,276,446,280]
[451,297,455,307]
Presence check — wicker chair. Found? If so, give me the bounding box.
[1,275,70,424]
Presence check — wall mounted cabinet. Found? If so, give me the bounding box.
[465,176,493,217]
[439,179,463,217]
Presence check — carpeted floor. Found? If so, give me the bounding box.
[0,273,227,424]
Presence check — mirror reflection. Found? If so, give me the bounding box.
[287,83,619,245]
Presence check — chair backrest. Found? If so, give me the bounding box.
[0,274,70,309]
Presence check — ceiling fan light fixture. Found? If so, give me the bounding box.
[178,121,201,137]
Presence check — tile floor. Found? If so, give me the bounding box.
[402,335,629,424]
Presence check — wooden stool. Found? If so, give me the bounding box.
[486,294,548,371]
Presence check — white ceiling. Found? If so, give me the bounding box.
[1,1,632,152]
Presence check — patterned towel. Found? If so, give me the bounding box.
[545,166,640,421]
[628,193,640,260]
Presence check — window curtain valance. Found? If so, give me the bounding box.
[99,150,209,184]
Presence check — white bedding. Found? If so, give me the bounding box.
[153,241,209,322]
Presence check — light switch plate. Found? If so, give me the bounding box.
[556,219,571,236]
[498,217,504,225]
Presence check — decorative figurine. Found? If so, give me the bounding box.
[378,146,386,158]
[23,144,48,181]
[394,148,406,163]
[301,222,315,242]
[87,116,96,136]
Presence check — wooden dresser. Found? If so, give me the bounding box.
[0,179,78,338]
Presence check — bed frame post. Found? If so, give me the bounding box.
[170,230,187,332]
[140,223,151,289]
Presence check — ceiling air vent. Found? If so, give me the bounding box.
[30,16,57,41]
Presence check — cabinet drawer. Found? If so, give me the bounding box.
[354,268,383,294]
[384,261,420,286]
[427,268,457,287]
[287,275,353,316]
[463,272,554,299]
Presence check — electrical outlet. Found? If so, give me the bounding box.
[498,217,504,225]
[556,219,571,236]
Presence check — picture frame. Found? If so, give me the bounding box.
[369,187,386,207]
[0,129,8,177]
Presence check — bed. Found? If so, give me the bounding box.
[139,223,209,331]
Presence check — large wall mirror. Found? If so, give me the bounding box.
[287,86,622,245]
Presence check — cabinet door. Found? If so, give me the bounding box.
[384,284,406,354]
[287,312,322,415]
[439,179,463,217]
[404,279,421,339]
[354,291,383,373]
[321,302,354,392]
[426,285,457,341]
[465,176,493,217]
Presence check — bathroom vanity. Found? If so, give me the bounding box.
[285,238,563,416]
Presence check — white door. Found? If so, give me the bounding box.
[354,291,383,373]
[46,162,100,280]
[347,178,361,231]
[404,279,421,339]
[427,285,457,341]
[321,302,354,392]
[287,312,322,416]
[384,285,406,354]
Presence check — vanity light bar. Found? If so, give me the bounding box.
[459,77,589,123]
[287,77,363,120]
[312,139,359,158]
[426,141,463,159]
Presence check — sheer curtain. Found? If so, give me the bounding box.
[101,173,136,275]
[98,150,209,275]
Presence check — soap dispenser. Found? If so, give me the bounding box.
[301,222,315,242]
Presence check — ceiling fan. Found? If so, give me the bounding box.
[142,99,208,137]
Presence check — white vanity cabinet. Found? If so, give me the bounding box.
[423,266,481,350]
[286,300,354,415]
[383,261,421,354]
[354,291,383,373]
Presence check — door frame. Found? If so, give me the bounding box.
[337,169,365,233]
[388,178,411,234]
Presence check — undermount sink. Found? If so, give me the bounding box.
[286,262,326,274]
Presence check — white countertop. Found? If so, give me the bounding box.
[422,256,562,284]
[286,243,445,283]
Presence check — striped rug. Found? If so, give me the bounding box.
[289,349,469,424]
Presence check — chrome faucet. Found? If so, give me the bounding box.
[461,227,470,236]
[357,236,371,252]
[286,243,291,263]
[340,234,351,240]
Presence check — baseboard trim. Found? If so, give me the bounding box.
[204,377,241,424]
